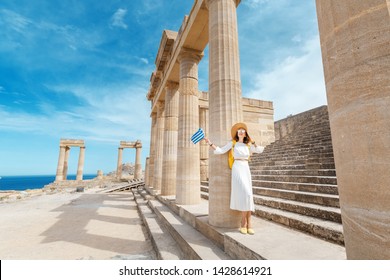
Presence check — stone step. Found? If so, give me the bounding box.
[252,169,336,177]
[252,174,337,185]
[261,145,333,153]
[147,196,231,260]
[132,188,183,260]
[271,139,333,148]
[254,149,334,158]
[252,157,336,166]
[254,204,344,245]
[253,195,342,223]
[253,151,335,160]
[251,163,336,170]
[200,186,341,224]
[252,186,339,207]
[201,185,209,193]
[271,135,332,143]
[252,180,338,195]
[251,157,334,165]
[161,191,346,259]
[200,186,340,222]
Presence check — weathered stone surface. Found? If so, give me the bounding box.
[316,0,390,259]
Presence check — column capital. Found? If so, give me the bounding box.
[166,81,179,90]
[178,47,203,63]
[156,100,165,116]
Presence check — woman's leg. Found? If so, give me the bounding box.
[241,211,247,228]
[246,211,255,234]
[246,211,252,228]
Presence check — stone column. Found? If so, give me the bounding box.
[97,170,103,180]
[117,147,123,179]
[76,146,85,181]
[63,147,70,181]
[176,48,202,205]
[144,157,150,185]
[148,113,157,187]
[55,146,66,181]
[207,0,243,227]
[161,81,180,195]
[316,0,390,259]
[199,106,209,182]
[134,145,142,179]
[153,101,165,192]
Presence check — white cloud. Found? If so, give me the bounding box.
[0,9,31,33]
[110,8,128,29]
[139,57,149,64]
[243,0,271,8]
[0,82,151,146]
[246,36,327,120]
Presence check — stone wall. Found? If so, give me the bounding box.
[274,105,328,141]
[199,92,275,145]
[242,97,275,146]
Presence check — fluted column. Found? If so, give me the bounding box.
[199,106,209,181]
[316,0,390,259]
[148,113,157,187]
[144,157,150,185]
[55,146,66,181]
[153,101,165,192]
[176,48,203,205]
[117,147,123,179]
[63,147,70,181]
[134,144,142,179]
[76,146,85,181]
[161,82,180,195]
[207,0,243,227]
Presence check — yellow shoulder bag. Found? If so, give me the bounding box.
[228,140,236,169]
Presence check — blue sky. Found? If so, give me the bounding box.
[0,0,327,176]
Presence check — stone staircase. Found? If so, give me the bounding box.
[132,187,232,260]
[112,106,346,259]
[203,106,344,245]
[131,183,345,260]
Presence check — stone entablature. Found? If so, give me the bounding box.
[120,140,142,149]
[147,1,209,114]
[59,139,85,148]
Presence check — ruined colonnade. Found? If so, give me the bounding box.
[55,139,85,181]
[145,0,275,228]
[117,140,143,180]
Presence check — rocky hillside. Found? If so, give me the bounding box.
[106,162,135,177]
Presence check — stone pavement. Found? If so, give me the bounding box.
[0,188,155,260]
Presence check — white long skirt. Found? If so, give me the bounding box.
[230,160,255,211]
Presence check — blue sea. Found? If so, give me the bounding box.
[0,174,96,191]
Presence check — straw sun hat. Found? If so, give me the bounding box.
[231,122,248,139]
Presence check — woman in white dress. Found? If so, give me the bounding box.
[204,123,264,235]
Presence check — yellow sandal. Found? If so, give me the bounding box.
[240,227,248,234]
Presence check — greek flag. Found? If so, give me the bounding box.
[191,128,204,144]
